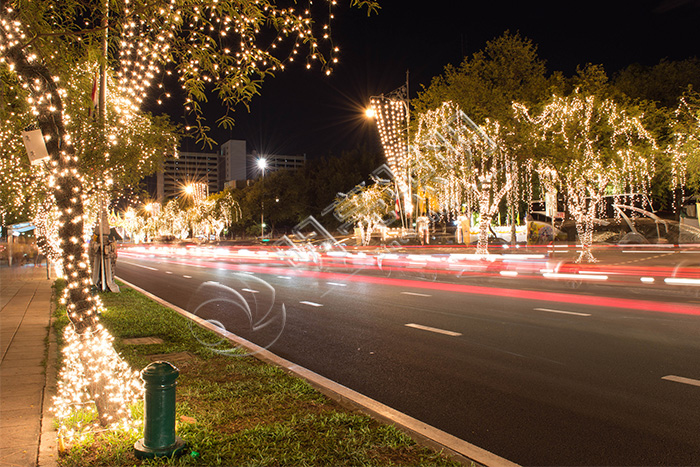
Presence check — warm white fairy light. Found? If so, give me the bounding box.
[334,183,391,246]
[115,190,240,242]
[414,101,513,255]
[369,95,410,193]
[52,324,143,444]
[514,92,657,263]
[668,94,700,201]
[1,0,371,445]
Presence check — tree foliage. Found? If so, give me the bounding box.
[515,92,658,262]
[614,58,700,108]
[668,90,700,194]
[0,0,377,439]
[413,31,558,124]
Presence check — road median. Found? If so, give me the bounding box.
[53,279,474,467]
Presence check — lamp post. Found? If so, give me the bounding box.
[257,158,267,239]
[365,74,412,232]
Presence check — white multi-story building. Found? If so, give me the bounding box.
[147,139,306,200]
[158,150,220,201]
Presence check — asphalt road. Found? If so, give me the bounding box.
[116,248,700,466]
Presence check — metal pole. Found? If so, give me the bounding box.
[404,70,411,232]
[99,0,108,122]
[99,200,106,291]
[261,168,265,239]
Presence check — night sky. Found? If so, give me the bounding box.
[175,0,700,158]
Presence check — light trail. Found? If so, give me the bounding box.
[118,250,700,317]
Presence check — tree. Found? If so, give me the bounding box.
[0,0,376,441]
[414,101,514,255]
[413,31,559,125]
[614,58,700,109]
[334,182,392,245]
[668,90,700,195]
[515,92,658,262]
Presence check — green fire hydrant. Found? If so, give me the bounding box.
[134,362,187,459]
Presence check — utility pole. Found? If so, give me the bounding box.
[98,0,109,290]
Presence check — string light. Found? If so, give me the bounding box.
[2,0,370,447]
[668,94,700,205]
[115,190,241,242]
[514,92,657,263]
[414,101,513,255]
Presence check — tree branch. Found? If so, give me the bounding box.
[21,26,107,50]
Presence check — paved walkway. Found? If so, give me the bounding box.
[0,264,54,467]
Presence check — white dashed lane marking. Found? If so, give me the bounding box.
[300,301,323,307]
[405,323,461,337]
[534,307,591,317]
[400,292,432,297]
[121,261,157,271]
[662,375,700,388]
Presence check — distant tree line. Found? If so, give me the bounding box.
[217,31,700,236]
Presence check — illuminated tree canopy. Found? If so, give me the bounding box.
[414,101,515,254]
[669,90,700,194]
[515,92,658,262]
[0,0,377,443]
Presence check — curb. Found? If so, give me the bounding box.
[117,276,520,467]
[38,287,58,467]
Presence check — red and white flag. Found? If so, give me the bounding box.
[88,72,98,118]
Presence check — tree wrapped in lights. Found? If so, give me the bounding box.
[0,0,375,443]
[367,87,411,222]
[414,101,514,255]
[515,92,658,262]
[117,192,241,242]
[668,91,700,195]
[334,182,392,246]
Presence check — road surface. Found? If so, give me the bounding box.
[116,245,700,465]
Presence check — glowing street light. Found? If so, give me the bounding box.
[366,77,412,232]
[258,158,267,239]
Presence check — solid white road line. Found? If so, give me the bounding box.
[534,307,591,317]
[400,292,432,297]
[622,250,674,254]
[662,375,700,388]
[121,261,157,271]
[405,323,462,337]
[300,301,323,307]
[664,278,700,286]
[115,275,520,467]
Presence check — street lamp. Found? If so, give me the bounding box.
[257,158,267,239]
[366,77,412,232]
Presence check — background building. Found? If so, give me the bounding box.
[145,139,306,200]
[160,150,220,200]
[220,139,247,187]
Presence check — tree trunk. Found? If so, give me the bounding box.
[476,212,491,256]
[574,215,597,263]
[7,37,119,426]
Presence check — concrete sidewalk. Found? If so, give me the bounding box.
[1,264,55,467]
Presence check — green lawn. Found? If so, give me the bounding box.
[54,281,465,466]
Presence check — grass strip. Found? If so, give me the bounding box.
[54,281,464,466]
